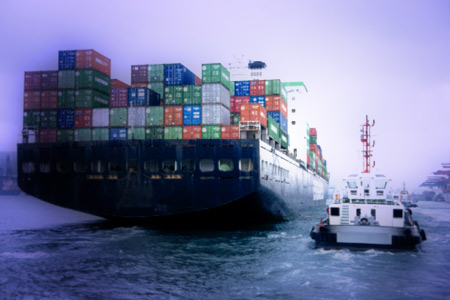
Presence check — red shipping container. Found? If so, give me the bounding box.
[182,126,202,139]
[39,129,57,143]
[309,128,317,136]
[110,88,128,107]
[40,90,58,109]
[24,71,41,91]
[164,106,183,126]
[74,108,92,128]
[195,75,202,85]
[75,49,111,77]
[250,80,265,96]
[24,91,41,110]
[40,71,58,90]
[230,96,250,113]
[110,79,129,89]
[131,82,147,88]
[131,65,148,83]
[240,103,267,128]
[221,125,239,139]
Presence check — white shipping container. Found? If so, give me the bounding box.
[128,107,146,127]
[202,104,230,125]
[202,83,230,108]
[92,108,109,127]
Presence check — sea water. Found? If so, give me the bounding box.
[0,195,449,300]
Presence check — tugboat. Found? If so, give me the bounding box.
[310,116,426,250]
[399,183,417,208]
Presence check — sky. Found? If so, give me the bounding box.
[0,0,449,191]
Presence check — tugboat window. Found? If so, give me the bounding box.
[109,161,122,173]
[74,161,87,173]
[39,162,50,173]
[22,162,35,173]
[330,207,340,216]
[91,160,104,173]
[371,209,376,219]
[162,160,177,173]
[393,209,403,218]
[144,160,159,172]
[200,159,214,172]
[347,181,357,188]
[57,161,71,173]
[239,159,253,172]
[182,159,195,172]
[219,159,234,172]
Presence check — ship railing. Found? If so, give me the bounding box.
[21,126,39,144]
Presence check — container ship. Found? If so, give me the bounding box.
[17,49,329,225]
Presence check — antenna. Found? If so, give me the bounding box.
[361,115,375,173]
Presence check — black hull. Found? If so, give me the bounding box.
[18,139,328,225]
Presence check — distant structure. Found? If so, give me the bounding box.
[228,55,270,81]
[420,163,450,202]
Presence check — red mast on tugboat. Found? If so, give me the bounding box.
[361,115,375,173]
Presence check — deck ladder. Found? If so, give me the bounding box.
[340,204,350,225]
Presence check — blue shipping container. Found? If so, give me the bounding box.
[250,96,266,108]
[234,81,250,96]
[128,87,161,106]
[164,64,195,86]
[58,50,76,70]
[183,105,202,125]
[268,111,288,133]
[109,128,127,140]
[57,109,74,129]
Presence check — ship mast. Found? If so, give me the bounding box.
[361,115,375,173]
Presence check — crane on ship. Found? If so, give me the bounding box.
[360,115,375,173]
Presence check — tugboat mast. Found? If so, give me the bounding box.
[361,115,375,173]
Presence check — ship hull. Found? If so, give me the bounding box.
[18,139,328,225]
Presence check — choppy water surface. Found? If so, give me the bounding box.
[0,196,449,300]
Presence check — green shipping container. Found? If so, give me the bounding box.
[147,64,165,82]
[127,127,145,140]
[109,108,128,127]
[230,113,240,125]
[164,126,182,139]
[92,128,109,141]
[40,110,57,128]
[75,89,109,108]
[75,69,110,95]
[183,85,202,105]
[310,135,317,144]
[230,81,235,97]
[74,128,92,142]
[202,63,230,90]
[58,90,75,108]
[57,129,74,142]
[280,129,289,148]
[201,125,221,139]
[265,80,287,104]
[23,110,40,128]
[58,70,75,89]
[267,117,280,142]
[147,82,164,99]
[145,127,164,139]
[164,86,183,105]
[145,106,164,126]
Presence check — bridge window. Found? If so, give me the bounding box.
[74,161,87,173]
[22,162,35,173]
[56,161,70,173]
[109,161,122,173]
[144,160,159,172]
[91,160,104,173]
[218,159,234,172]
[39,162,50,173]
[182,159,195,172]
[239,159,253,172]
[393,209,403,218]
[199,159,214,172]
[162,160,177,173]
[330,207,340,216]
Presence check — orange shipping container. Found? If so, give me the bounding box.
[111,79,129,89]
[75,49,111,77]
[221,125,239,139]
[183,126,202,139]
[266,95,288,118]
[164,105,183,126]
[240,103,267,128]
